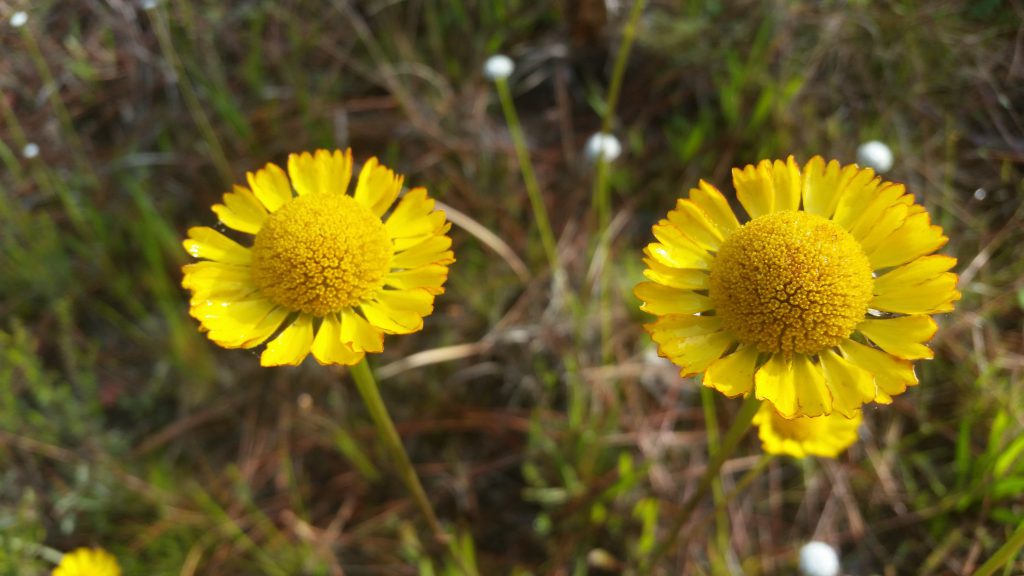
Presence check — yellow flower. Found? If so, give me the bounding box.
[754,403,862,458]
[53,548,121,576]
[635,156,959,418]
[182,149,454,366]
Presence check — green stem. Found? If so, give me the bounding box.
[349,359,445,540]
[593,0,646,361]
[648,393,762,565]
[493,78,561,276]
[972,520,1024,576]
[599,0,647,136]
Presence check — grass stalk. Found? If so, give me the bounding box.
[17,23,100,188]
[972,521,1024,576]
[648,392,762,565]
[593,0,646,361]
[147,3,234,186]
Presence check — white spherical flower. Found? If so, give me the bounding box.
[21,143,39,159]
[10,11,28,27]
[856,140,894,173]
[799,541,840,576]
[141,0,159,9]
[584,132,622,163]
[483,54,514,81]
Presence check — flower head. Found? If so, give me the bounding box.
[754,403,861,458]
[856,140,894,173]
[584,132,623,163]
[483,54,514,81]
[798,541,840,576]
[53,548,121,576]
[183,149,454,366]
[635,156,959,418]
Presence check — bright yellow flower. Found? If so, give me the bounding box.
[182,149,454,366]
[635,156,959,418]
[754,403,862,458]
[52,548,121,576]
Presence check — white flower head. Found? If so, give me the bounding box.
[10,11,28,27]
[856,140,894,173]
[584,132,622,163]
[483,54,514,81]
[798,541,840,576]
[141,0,160,9]
[21,143,39,159]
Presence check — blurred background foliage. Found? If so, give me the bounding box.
[1,0,1022,574]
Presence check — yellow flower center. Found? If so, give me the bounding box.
[251,193,392,316]
[709,211,873,356]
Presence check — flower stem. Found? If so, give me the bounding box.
[493,77,561,277]
[648,392,762,565]
[593,0,646,362]
[349,359,445,540]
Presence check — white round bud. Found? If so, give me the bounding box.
[798,541,840,576]
[483,54,514,81]
[21,143,39,159]
[10,11,28,27]
[584,132,622,163]
[856,140,894,173]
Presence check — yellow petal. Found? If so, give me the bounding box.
[857,316,937,360]
[755,354,799,418]
[192,298,287,348]
[801,156,859,218]
[866,211,948,269]
[311,313,364,365]
[770,156,802,212]
[645,315,722,344]
[733,160,775,219]
[665,199,723,250]
[361,299,423,334]
[230,306,290,349]
[819,349,877,417]
[855,202,909,255]
[183,227,251,265]
[690,180,740,234]
[341,308,384,353]
[703,345,758,397]
[392,234,455,269]
[656,330,734,377]
[211,185,268,234]
[874,254,957,291]
[375,288,434,316]
[246,162,293,212]
[385,264,449,294]
[261,314,314,366]
[386,187,446,240]
[831,167,882,229]
[353,157,403,217]
[287,149,353,196]
[789,354,831,417]
[634,282,713,315]
[641,255,709,290]
[649,222,712,269]
[182,261,257,304]
[839,339,918,401]
[871,272,960,314]
[847,183,907,240]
